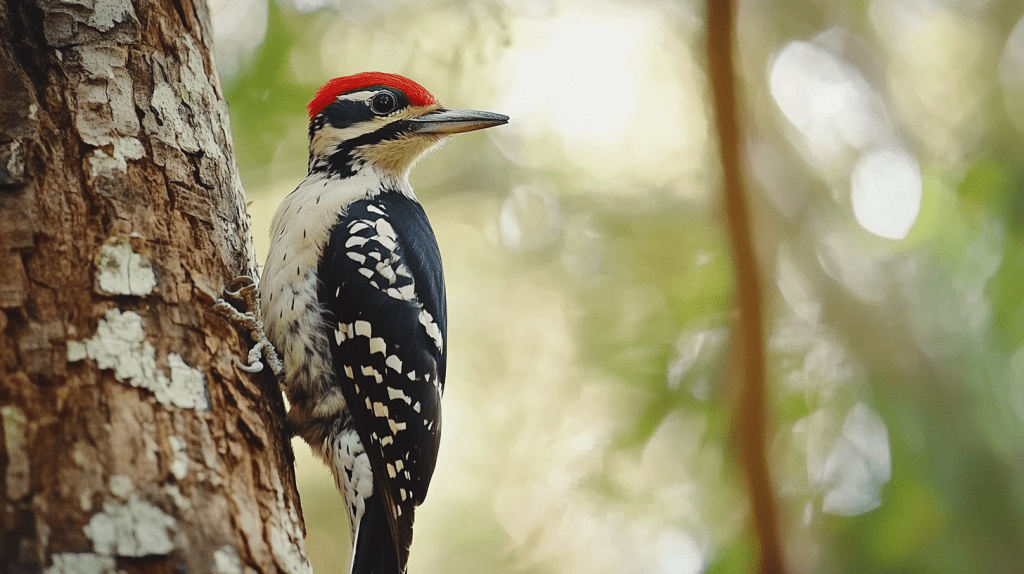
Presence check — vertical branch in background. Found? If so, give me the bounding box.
[705,1,785,573]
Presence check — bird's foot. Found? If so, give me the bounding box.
[214,275,284,377]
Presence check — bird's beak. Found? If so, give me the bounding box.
[408,109,509,135]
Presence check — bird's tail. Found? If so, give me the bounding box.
[350,494,400,574]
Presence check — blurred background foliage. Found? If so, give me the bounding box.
[213,0,1024,572]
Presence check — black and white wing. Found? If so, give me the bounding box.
[318,192,446,573]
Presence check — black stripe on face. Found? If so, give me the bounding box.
[319,99,374,132]
[321,120,412,179]
[310,87,412,137]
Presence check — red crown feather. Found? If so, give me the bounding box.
[308,72,437,119]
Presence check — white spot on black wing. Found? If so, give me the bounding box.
[385,355,402,372]
[369,337,386,355]
[354,321,371,337]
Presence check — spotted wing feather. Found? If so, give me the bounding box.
[318,193,446,572]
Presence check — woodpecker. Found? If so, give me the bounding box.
[260,72,507,574]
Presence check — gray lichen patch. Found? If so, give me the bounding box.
[71,44,140,147]
[109,475,134,499]
[163,484,191,511]
[44,553,116,574]
[39,0,140,47]
[179,35,225,160]
[167,435,189,480]
[213,545,242,574]
[84,494,176,557]
[88,136,144,177]
[0,140,27,185]
[66,309,208,410]
[143,35,230,185]
[87,0,137,33]
[167,353,206,404]
[269,468,313,574]
[95,237,156,296]
[270,516,312,574]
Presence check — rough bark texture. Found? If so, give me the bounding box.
[0,0,310,572]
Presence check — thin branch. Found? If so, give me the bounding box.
[704,1,785,572]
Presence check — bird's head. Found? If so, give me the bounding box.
[306,72,508,180]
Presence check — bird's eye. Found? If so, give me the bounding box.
[370,92,397,115]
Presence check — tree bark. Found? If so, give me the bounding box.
[0,0,310,572]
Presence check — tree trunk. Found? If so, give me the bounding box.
[0,0,310,571]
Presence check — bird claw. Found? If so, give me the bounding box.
[223,275,258,301]
[234,356,265,373]
[214,275,284,377]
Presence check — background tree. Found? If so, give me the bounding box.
[0,0,307,571]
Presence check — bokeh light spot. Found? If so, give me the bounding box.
[850,148,921,240]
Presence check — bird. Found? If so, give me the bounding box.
[258,72,508,574]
